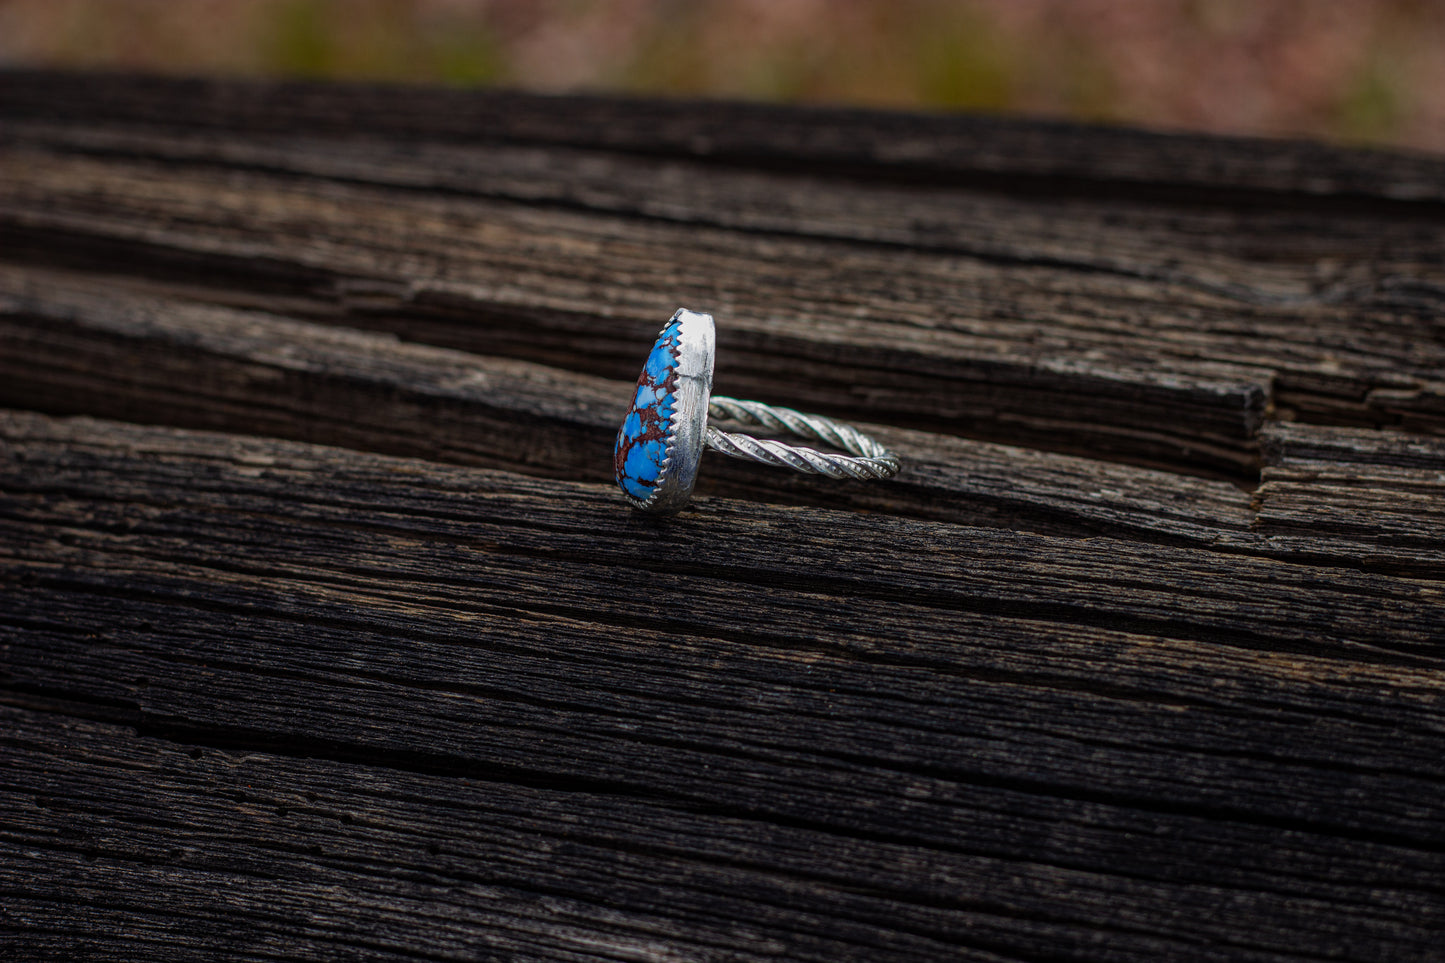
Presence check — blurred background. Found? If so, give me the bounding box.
[1,0,1442,154]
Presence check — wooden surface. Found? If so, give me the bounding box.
[2,72,1444,962]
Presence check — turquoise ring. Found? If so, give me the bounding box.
[614,309,902,515]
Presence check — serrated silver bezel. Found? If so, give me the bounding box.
[628,309,715,514]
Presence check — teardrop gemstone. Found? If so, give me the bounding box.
[614,316,684,504]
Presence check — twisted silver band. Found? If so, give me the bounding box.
[617,309,902,514]
[704,397,901,480]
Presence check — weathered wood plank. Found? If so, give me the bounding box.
[7,411,1439,666]
[0,264,1257,547]
[2,412,1444,961]
[9,118,1444,315]
[1247,423,1445,578]
[6,703,1423,963]
[4,74,1444,455]
[4,120,1441,466]
[4,707,1019,963]
[0,144,1282,475]
[9,268,1445,578]
[5,71,1445,963]
[4,70,1445,202]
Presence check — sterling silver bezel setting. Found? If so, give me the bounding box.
[622,309,715,514]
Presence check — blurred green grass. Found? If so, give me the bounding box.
[1,0,1441,153]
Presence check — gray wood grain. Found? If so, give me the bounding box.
[0,141,1279,474]
[0,264,1255,546]
[3,412,1444,962]
[4,69,1445,201]
[1249,422,1445,577]
[8,268,1445,578]
[5,79,1444,472]
[4,73,1445,963]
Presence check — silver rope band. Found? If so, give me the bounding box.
[617,311,902,513]
[704,396,901,480]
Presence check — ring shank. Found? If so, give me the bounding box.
[704,397,900,480]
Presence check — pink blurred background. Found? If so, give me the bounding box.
[2,0,1443,153]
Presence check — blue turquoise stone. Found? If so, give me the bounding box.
[615,319,683,503]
